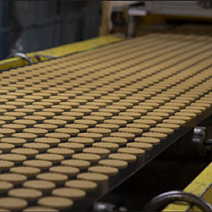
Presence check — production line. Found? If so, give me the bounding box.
[0,32,212,211]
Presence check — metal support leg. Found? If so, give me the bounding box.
[126,16,135,39]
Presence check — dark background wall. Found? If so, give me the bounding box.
[0,1,102,60]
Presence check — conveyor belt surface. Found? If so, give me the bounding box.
[0,33,212,211]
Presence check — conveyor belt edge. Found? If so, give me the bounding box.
[164,162,212,211]
[0,34,125,71]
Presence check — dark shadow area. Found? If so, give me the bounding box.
[0,1,102,60]
[97,151,210,211]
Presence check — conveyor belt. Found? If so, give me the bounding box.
[0,33,212,211]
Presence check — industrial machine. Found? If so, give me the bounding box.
[0,2,212,211]
[110,1,212,37]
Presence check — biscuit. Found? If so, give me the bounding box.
[118,147,145,156]
[38,196,73,210]
[88,166,118,176]
[52,187,85,199]
[50,166,79,177]
[108,153,136,162]
[77,172,108,182]
[61,159,90,169]
[0,197,27,210]
[65,180,97,191]
[135,137,160,144]
[150,127,174,135]
[127,142,152,150]
[156,123,180,130]
[98,159,128,169]
[72,153,100,162]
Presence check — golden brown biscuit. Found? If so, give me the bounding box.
[83,147,110,155]
[134,119,156,126]
[98,159,128,169]
[36,172,68,184]
[0,160,14,170]
[126,142,152,150]
[0,173,27,184]
[0,197,27,210]
[156,123,180,130]
[108,153,136,162]
[61,159,90,169]
[50,166,79,177]
[0,180,13,193]
[163,119,186,126]
[52,187,85,199]
[77,172,108,182]
[169,115,191,122]
[35,153,64,163]
[69,137,94,145]
[134,137,159,144]
[23,160,52,170]
[23,180,55,192]
[92,142,119,150]
[104,119,127,127]
[10,166,40,177]
[58,143,84,151]
[88,166,118,176]
[110,132,135,140]
[47,148,74,157]
[87,128,111,136]
[150,127,174,135]
[38,196,73,210]
[72,153,100,162]
[65,180,97,191]
[118,147,145,156]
